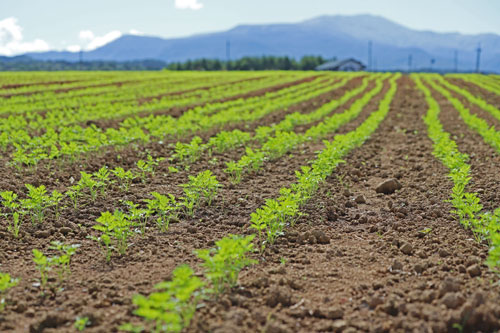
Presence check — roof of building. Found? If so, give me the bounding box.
[316,58,365,71]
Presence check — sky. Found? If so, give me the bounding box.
[1,0,500,56]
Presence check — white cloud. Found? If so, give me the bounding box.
[175,0,203,10]
[129,29,143,36]
[79,30,95,41]
[77,30,122,51]
[66,45,81,52]
[0,17,50,56]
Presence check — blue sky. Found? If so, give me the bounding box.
[1,0,499,55]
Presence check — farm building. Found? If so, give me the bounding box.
[316,58,366,71]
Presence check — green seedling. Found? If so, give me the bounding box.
[224,161,242,184]
[180,170,221,216]
[48,241,79,282]
[129,265,204,333]
[74,316,90,331]
[21,184,57,225]
[172,136,205,165]
[144,193,179,232]
[32,249,50,290]
[112,167,136,192]
[195,234,256,295]
[50,190,63,219]
[94,166,113,197]
[137,155,164,181]
[124,201,150,235]
[168,166,179,173]
[1,191,23,238]
[280,257,288,266]
[67,184,82,209]
[92,210,134,261]
[78,172,99,202]
[419,227,433,235]
[0,272,19,312]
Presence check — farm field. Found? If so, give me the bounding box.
[0,71,500,333]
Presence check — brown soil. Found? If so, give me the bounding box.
[81,74,326,129]
[428,81,500,212]
[1,75,500,333]
[136,75,275,105]
[0,80,83,90]
[447,77,500,108]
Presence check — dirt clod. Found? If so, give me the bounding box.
[375,179,402,194]
[441,292,465,309]
[400,242,413,255]
[467,264,482,277]
[266,287,293,308]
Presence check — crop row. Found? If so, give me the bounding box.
[5,74,358,167]
[0,72,299,117]
[436,75,500,122]
[422,76,500,154]
[171,74,376,170]
[413,74,500,272]
[447,74,500,96]
[126,73,400,332]
[225,74,389,182]
[0,73,398,331]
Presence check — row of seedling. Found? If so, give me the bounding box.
[0,155,164,238]
[250,74,399,251]
[414,74,500,272]
[120,74,400,333]
[91,170,221,262]
[224,75,387,184]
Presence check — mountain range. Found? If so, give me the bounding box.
[20,15,500,72]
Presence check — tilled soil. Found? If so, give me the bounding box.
[187,76,500,333]
[447,77,500,108]
[1,75,500,333]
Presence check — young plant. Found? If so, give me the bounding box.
[74,316,90,331]
[112,167,136,192]
[21,184,53,225]
[180,170,221,216]
[144,193,179,232]
[1,191,22,238]
[124,201,150,235]
[195,234,256,295]
[78,172,99,202]
[137,155,164,181]
[129,265,204,333]
[0,272,19,312]
[48,241,79,282]
[67,184,83,209]
[94,166,113,197]
[224,161,243,184]
[50,190,64,220]
[171,136,205,165]
[92,210,134,261]
[32,249,50,290]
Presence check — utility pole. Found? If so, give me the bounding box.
[454,50,458,72]
[226,40,231,62]
[408,54,412,72]
[368,40,372,71]
[475,43,481,73]
[79,50,83,70]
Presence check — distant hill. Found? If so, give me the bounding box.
[19,15,500,72]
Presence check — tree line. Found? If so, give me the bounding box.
[0,55,329,71]
[167,55,328,71]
